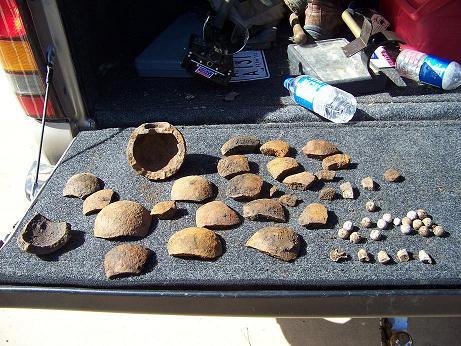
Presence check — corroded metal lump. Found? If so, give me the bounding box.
[260,140,290,157]
[266,157,301,180]
[171,175,214,202]
[94,200,152,239]
[63,172,101,199]
[319,187,336,201]
[278,194,300,207]
[226,173,263,200]
[330,249,348,262]
[246,227,300,262]
[322,154,351,170]
[282,171,316,191]
[384,168,403,182]
[83,189,115,215]
[302,139,340,159]
[243,199,286,222]
[150,200,177,219]
[126,122,186,181]
[220,136,260,156]
[17,214,71,255]
[167,227,222,259]
[298,203,328,228]
[104,244,151,279]
[314,170,336,181]
[217,155,250,179]
[196,201,240,229]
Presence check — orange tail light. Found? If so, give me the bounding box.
[0,0,62,119]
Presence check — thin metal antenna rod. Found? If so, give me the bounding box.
[32,47,54,198]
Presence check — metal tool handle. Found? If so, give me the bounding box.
[341,9,361,38]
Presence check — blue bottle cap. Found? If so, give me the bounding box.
[283,77,295,92]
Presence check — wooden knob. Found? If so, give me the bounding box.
[289,13,307,45]
[341,10,361,38]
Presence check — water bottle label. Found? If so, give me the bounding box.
[419,55,450,88]
[293,76,327,110]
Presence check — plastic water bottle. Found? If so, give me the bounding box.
[396,49,461,90]
[284,76,357,123]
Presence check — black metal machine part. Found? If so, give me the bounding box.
[1,286,461,316]
[182,0,250,85]
[181,34,234,85]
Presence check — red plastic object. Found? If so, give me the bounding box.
[17,95,57,118]
[380,0,461,62]
[0,0,26,39]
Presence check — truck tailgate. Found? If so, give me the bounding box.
[1,121,461,315]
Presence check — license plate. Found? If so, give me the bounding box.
[231,50,270,82]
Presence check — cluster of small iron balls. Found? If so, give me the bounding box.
[332,205,445,264]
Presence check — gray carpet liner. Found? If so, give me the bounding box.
[93,77,461,128]
[1,121,461,290]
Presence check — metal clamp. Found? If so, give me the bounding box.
[341,10,407,87]
[342,13,403,57]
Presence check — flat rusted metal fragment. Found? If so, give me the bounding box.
[220,136,260,156]
[243,199,286,222]
[17,214,71,255]
[83,189,114,215]
[151,201,177,219]
[246,226,300,262]
[226,173,263,201]
[63,172,101,199]
[196,201,240,229]
[104,244,151,279]
[168,227,222,260]
[171,176,214,202]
